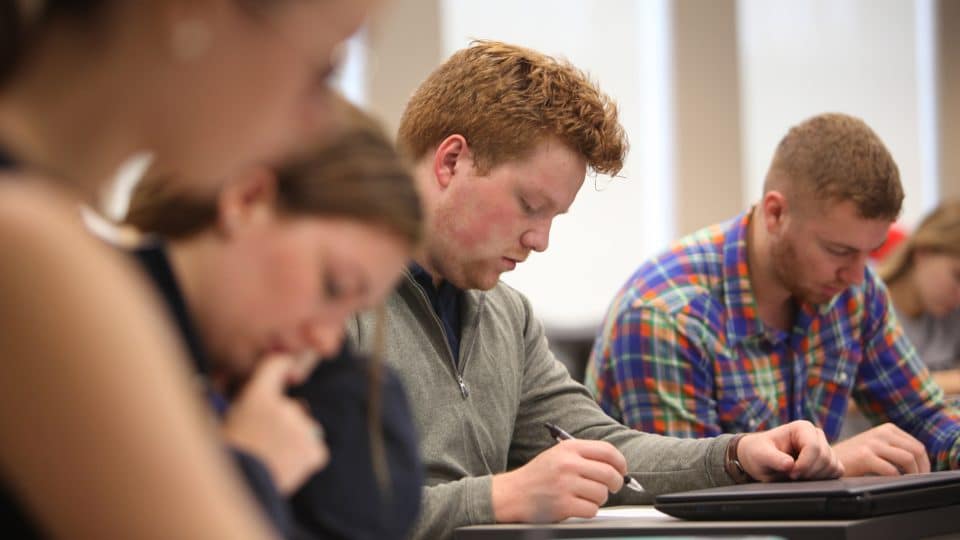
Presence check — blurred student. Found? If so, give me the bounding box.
[124,108,424,539]
[0,1,374,538]
[879,201,960,395]
[588,113,960,478]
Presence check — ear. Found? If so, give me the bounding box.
[760,190,789,235]
[216,166,278,237]
[432,135,471,190]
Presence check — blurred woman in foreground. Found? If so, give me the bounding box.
[0,1,375,537]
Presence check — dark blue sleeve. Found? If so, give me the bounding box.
[288,347,423,540]
[230,447,295,538]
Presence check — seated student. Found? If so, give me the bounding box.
[0,0,372,538]
[878,200,960,395]
[587,113,960,478]
[347,41,843,540]
[123,107,424,539]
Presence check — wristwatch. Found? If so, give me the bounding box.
[725,433,755,484]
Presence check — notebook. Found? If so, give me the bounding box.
[654,469,960,520]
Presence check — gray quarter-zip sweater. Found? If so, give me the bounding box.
[349,272,735,540]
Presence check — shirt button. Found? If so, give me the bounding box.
[747,419,757,428]
[838,372,849,384]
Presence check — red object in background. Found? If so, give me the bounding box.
[870,223,908,262]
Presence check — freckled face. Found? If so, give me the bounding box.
[426,138,586,290]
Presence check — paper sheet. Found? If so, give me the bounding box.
[563,505,677,523]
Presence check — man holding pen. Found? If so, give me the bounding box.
[347,41,843,540]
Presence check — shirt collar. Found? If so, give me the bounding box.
[720,210,771,345]
[408,262,464,296]
[409,261,434,287]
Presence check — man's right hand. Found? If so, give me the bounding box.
[833,422,930,476]
[738,420,844,481]
[222,355,329,494]
[491,439,626,523]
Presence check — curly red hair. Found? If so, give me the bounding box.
[398,40,627,176]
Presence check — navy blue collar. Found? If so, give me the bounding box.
[408,262,464,362]
[409,262,437,289]
[408,262,464,300]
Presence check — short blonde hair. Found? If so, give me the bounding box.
[397,40,628,176]
[764,113,903,220]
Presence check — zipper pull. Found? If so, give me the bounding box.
[456,374,469,399]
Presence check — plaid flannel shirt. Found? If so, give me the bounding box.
[585,211,960,470]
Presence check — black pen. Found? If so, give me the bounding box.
[544,422,645,492]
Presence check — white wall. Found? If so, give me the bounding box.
[737,0,937,225]
[352,0,939,337]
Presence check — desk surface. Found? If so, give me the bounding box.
[455,503,960,540]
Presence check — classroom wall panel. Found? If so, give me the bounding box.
[939,0,960,201]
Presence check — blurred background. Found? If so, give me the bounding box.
[333,0,960,379]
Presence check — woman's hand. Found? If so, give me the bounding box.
[222,354,329,494]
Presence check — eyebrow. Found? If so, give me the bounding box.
[525,188,570,216]
[824,236,889,254]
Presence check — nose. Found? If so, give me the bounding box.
[302,318,346,359]
[521,219,552,253]
[837,254,867,287]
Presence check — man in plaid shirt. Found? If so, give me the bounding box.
[586,113,960,476]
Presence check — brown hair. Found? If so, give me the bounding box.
[126,100,422,247]
[1,0,109,86]
[397,40,628,176]
[763,112,903,220]
[878,200,960,285]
